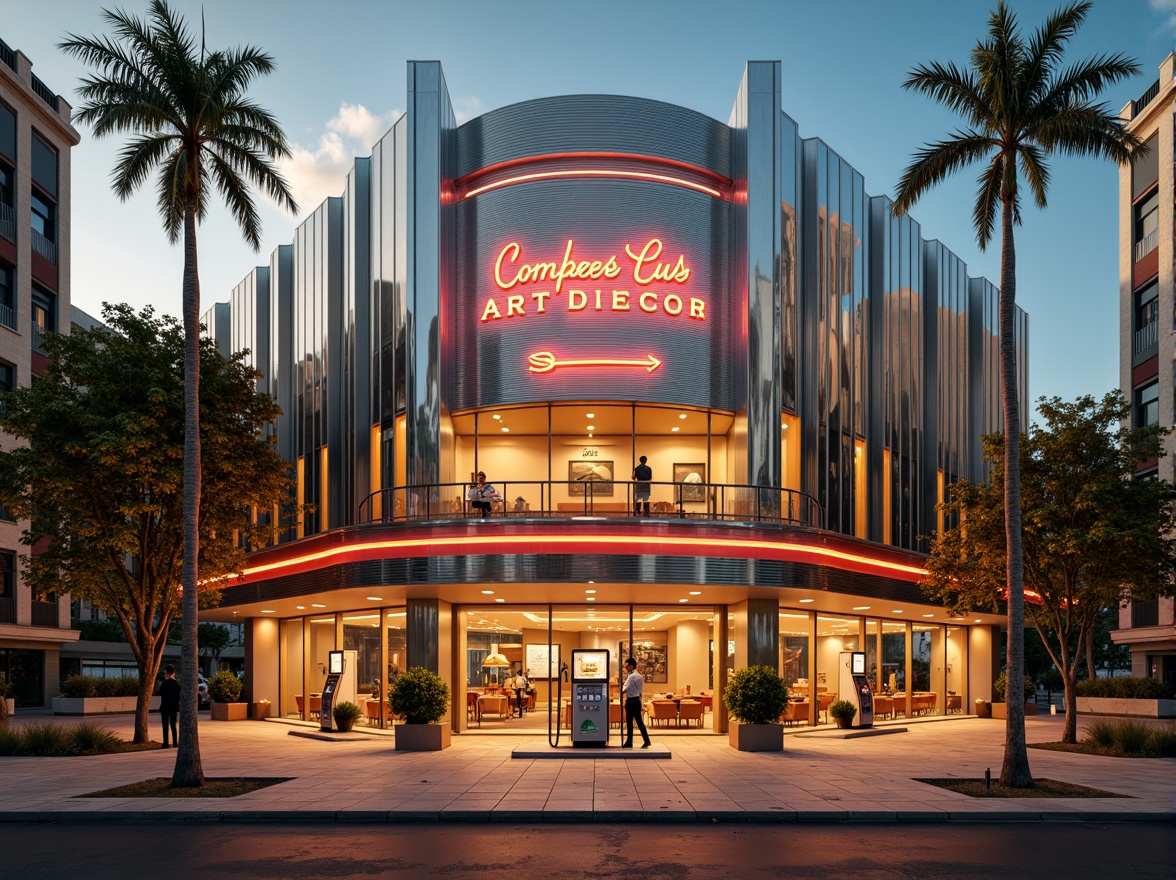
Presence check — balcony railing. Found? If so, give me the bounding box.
[0,201,14,243]
[1135,228,1158,262]
[1131,599,1159,628]
[1134,319,1158,356]
[358,479,823,529]
[31,599,59,628]
[29,73,58,112]
[1132,79,1161,118]
[0,596,14,624]
[0,37,15,73]
[30,228,56,265]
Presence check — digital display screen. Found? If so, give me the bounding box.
[851,652,866,675]
[572,649,609,681]
[329,651,344,675]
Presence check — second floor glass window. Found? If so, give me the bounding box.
[1135,380,1159,428]
[1135,281,1158,332]
[32,287,54,352]
[1134,189,1158,261]
[31,191,54,243]
[0,262,12,329]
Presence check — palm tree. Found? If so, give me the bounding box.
[892,1,1141,787]
[61,1,297,787]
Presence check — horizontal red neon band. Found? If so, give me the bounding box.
[464,168,723,200]
[233,533,927,583]
[455,152,732,188]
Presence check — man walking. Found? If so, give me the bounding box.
[621,657,651,748]
[159,664,180,748]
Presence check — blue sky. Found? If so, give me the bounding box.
[3,0,1173,414]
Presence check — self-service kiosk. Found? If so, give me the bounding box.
[320,650,346,732]
[838,651,874,728]
[569,648,610,746]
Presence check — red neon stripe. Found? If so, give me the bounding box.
[454,151,731,188]
[464,168,723,199]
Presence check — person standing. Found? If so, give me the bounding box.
[511,668,528,717]
[631,455,652,517]
[621,657,651,748]
[159,664,180,748]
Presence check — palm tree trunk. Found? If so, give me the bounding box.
[998,195,1032,788]
[172,203,205,787]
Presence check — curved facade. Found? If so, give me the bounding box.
[212,62,1027,734]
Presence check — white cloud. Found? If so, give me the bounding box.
[452,96,484,126]
[275,102,401,214]
[1153,0,1176,31]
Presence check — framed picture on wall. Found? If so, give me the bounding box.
[568,460,615,496]
[524,643,561,679]
[619,640,668,683]
[673,462,706,502]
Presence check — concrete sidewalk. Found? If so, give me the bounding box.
[0,712,1172,823]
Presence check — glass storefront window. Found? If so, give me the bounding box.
[779,612,809,687]
[279,618,303,718]
[880,620,906,694]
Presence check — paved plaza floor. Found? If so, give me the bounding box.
[0,710,1172,823]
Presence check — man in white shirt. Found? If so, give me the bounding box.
[510,670,528,717]
[621,657,652,748]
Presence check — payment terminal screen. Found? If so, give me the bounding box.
[572,650,609,681]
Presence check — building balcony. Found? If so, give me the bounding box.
[30,228,56,265]
[30,599,60,628]
[0,595,14,624]
[0,201,14,243]
[1133,320,1158,358]
[1134,229,1158,262]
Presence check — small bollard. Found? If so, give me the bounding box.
[984,767,991,795]
[1050,704,1057,715]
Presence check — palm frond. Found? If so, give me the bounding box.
[1017,144,1050,210]
[206,138,297,215]
[111,135,178,202]
[1023,1,1091,103]
[892,132,994,217]
[973,155,1003,250]
[1031,105,1143,162]
[901,61,992,129]
[1040,53,1142,109]
[205,151,263,249]
[154,151,186,243]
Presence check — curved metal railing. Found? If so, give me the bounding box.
[358,480,822,529]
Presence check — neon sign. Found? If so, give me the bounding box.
[481,238,705,323]
[527,352,662,374]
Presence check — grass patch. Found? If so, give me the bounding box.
[916,777,1129,798]
[1027,720,1176,759]
[78,777,292,798]
[0,721,149,756]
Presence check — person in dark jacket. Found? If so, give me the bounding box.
[159,664,180,748]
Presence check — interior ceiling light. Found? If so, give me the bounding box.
[495,598,505,603]
[585,589,596,594]
[587,425,595,431]
[312,603,326,608]
[481,590,495,595]
[923,613,935,618]
[671,427,680,432]
[892,610,903,614]
[261,609,275,613]
[586,597,596,602]
[853,606,870,610]
[366,596,383,601]
[689,591,701,595]
[679,598,688,603]
[679,413,687,419]
[295,605,306,610]
[799,598,814,603]
[502,427,509,432]
[586,412,595,418]
[492,414,501,420]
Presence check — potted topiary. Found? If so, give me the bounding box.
[209,670,247,721]
[332,700,363,733]
[723,664,788,752]
[990,672,1037,719]
[829,699,857,729]
[389,666,451,750]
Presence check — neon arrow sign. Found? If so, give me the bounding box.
[528,351,662,374]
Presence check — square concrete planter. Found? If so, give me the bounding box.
[52,696,160,715]
[728,721,784,752]
[990,702,1037,720]
[210,701,248,721]
[394,723,451,751]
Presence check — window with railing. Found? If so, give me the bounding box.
[1134,189,1158,262]
[30,191,56,265]
[0,262,14,330]
[0,161,13,244]
[1134,280,1158,356]
[31,599,59,628]
[0,550,13,599]
[32,286,55,353]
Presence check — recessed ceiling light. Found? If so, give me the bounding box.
[492,414,501,420]
[502,427,509,432]
[312,603,326,608]
[482,590,495,595]
[261,609,275,613]
[679,413,687,419]
[587,425,595,431]
[923,613,934,618]
[495,598,505,603]
[366,596,383,601]
[671,427,680,432]
[296,605,306,610]
[974,618,981,623]
[585,589,596,594]
[586,597,595,602]
[799,598,814,603]
[588,581,594,584]
[853,606,870,611]
[586,412,595,418]
[892,610,903,614]
[679,598,688,603]
[689,591,701,596]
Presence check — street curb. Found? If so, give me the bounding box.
[1,809,1171,824]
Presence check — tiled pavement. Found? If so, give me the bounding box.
[0,711,1172,823]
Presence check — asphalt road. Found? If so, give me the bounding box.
[0,822,1172,879]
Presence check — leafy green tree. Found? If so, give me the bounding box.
[893,0,1143,786]
[0,305,291,746]
[61,1,297,786]
[198,622,232,674]
[923,393,1176,744]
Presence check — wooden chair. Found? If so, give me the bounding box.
[780,700,809,726]
[364,699,381,726]
[609,702,623,728]
[308,695,322,719]
[466,691,480,723]
[817,693,835,723]
[649,700,678,727]
[295,695,305,717]
[677,699,705,728]
[697,695,713,714]
[872,694,893,719]
[478,694,510,720]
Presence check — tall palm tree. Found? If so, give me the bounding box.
[892,0,1141,787]
[62,1,297,787]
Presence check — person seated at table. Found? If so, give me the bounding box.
[468,472,500,516]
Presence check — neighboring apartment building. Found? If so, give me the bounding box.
[1117,53,1176,688]
[0,37,80,707]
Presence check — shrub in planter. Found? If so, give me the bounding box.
[724,666,789,725]
[993,672,1036,703]
[333,701,363,732]
[0,679,11,724]
[829,699,857,728]
[1075,677,1173,700]
[60,675,139,699]
[388,666,450,724]
[208,670,243,704]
